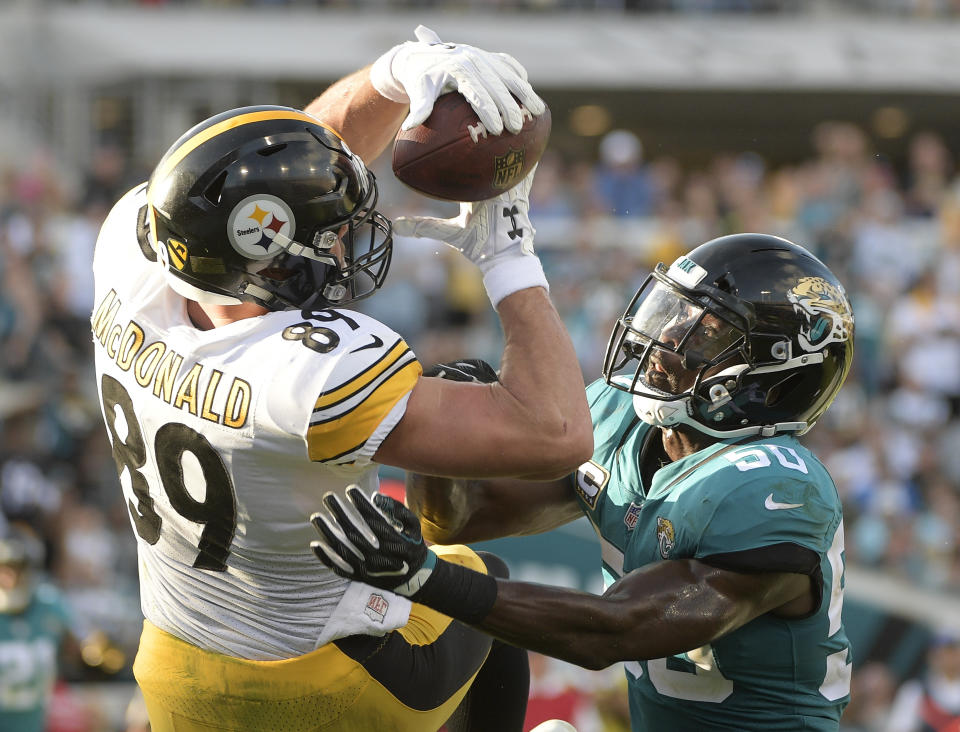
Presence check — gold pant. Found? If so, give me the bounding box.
[134,545,490,732]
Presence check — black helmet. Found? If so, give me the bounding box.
[145,105,392,310]
[603,233,855,438]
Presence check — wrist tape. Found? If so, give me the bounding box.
[410,558,498,625]
[482,255,549,308]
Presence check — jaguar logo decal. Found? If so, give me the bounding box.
[656,516,675,559]
[787,277,854,353]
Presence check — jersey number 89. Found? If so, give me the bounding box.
[100,374,237,572]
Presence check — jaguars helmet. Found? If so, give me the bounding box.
[603,233,855,438]
[145,105,392,310]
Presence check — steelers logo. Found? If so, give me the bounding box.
[227,194,296,260]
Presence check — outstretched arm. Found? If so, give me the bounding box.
[478,559,810,669]
[304,30,590,478]
[373,168,592,479]
[310,488,812,670]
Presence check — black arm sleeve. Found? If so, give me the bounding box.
[700,542,823,618]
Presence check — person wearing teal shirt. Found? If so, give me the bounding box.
[0,530,75,732]
[311,233,856,731]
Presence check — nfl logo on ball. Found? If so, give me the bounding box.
[493,149,525,189]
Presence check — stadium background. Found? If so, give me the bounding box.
[1,0,960,729]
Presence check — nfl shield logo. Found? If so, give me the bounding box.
[364,593,389,623]
[493,148,525,190]
[624,502,642,531]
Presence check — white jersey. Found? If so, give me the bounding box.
[91,185,420,660]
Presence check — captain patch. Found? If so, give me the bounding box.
[575,461,610,509]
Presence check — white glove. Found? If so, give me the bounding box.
[392,168,548,307]
[370,25,545,135]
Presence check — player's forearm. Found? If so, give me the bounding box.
[304,67,407,164]
[406,474,475,543]
[494,288,593,476]
[474,579,648,670]
[407,472,581,544]
[406,474,533,544]
[477,561,788,669]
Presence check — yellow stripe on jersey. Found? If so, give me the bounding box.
[307,360,421,462]
[152,109,342,188]
[313,339,412,413]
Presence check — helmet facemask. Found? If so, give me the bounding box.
[146,106,395,312]
[604,268,754,434]
[605,237,854,438]
[235,177,393,311]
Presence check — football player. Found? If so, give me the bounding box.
[312,233,856,731]
[0,529,75,732]
[90,25,592,732]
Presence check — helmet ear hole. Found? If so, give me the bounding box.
[713,272,737,294]
[257,144,287,157]
[203,171,228,206]
[765,372,803,408]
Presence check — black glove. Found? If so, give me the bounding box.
[424,358,500,384]
[311,486,500,624]
[310,485,437,597]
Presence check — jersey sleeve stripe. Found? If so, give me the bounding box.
[312,338,410,413]
[307,359,422,462]
[308,351,419,428]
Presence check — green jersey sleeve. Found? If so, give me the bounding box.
[693,440,843,562]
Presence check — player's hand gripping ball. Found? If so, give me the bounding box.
[392,92,551,202]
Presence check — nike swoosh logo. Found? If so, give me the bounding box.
[351,334,384,353]
[765,493,804,510]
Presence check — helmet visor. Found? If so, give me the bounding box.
[604,279,744,396]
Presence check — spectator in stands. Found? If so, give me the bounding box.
[885,630,960,732]
[840,661,896,731]
[592,129,657,217]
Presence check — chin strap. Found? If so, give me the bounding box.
[631,392,808,439]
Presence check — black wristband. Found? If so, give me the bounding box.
[410,558,499,625]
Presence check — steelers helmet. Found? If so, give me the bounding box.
[145,106,392,310]
[603,233,855,438]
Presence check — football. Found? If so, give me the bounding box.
[392,92,551,202]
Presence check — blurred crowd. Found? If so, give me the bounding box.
[21,0,960,17]
[3,115,960,728]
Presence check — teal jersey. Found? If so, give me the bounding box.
[575,380,851,731]
[0,584,73,732]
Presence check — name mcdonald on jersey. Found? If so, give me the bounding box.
[92,289,251,429]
